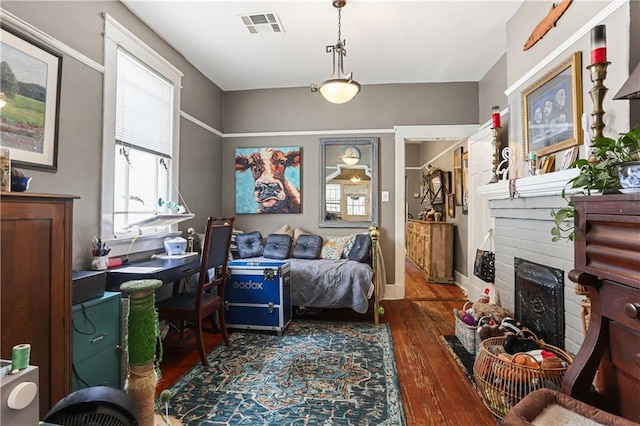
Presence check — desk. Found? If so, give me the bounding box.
[106,255,200,298]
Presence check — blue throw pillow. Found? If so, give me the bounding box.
[263,234,292,259]
[235,231,264,258]
[347,234,371,263]
[293,234,323,259]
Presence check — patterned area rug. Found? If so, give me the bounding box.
[168,320,406,425]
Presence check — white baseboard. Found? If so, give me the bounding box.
[454,271,470,298]
[380,283,405,300]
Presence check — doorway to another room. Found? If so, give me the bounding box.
[394,125,479,299]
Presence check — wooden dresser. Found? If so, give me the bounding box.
[1,192,77,417]
[406,220,454,283]
[563,194,640,423]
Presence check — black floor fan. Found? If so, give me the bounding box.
[43,386,139,426]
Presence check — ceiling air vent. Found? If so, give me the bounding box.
[240,12,284,34]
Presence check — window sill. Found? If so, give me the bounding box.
[102,230,182,258]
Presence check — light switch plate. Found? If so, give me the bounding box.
[382,191,389,202]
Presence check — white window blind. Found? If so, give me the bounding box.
[116,48,173,157]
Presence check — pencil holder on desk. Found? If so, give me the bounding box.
[91,256,109,270]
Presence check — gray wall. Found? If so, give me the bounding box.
[2,1,224,270]
[479,54,508,123]
[506,1,613,88]
[223,83,479,132]
[222,83,480,284]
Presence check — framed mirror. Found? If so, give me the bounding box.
[427,170,444,204]
[320,137,378,228]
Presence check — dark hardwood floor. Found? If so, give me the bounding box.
[158,259,496,425]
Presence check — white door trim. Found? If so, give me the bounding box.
[394,124,479,298]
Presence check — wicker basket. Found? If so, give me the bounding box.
[453,302,477,354]
[473,335,573,419]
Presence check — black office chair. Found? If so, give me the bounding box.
[157,216,234,366]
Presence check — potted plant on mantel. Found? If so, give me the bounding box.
[551,127,640,241]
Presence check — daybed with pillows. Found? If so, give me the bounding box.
[233,225,384,324]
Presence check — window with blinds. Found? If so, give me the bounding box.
[115,49,173,157]
[113,49,174,233]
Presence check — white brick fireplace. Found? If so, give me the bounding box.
[478,169,586,355]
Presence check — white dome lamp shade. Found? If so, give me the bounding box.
[311,0,361,104]
[341,145,361,165]
[318,77,361,105]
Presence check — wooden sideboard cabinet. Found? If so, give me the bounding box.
[1,192,77,417]
[563,194,640,423]
[406,220,454,283]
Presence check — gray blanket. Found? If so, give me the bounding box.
[246,257,374,314]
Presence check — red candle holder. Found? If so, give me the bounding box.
[492,106,501,128]
[590,25,606,64]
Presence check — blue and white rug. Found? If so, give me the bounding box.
[167,320,406,425]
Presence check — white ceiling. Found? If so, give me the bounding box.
[121,0,525,92]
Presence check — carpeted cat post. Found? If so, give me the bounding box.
[121,279,163,426]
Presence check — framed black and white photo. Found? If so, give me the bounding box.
[0,25,62,172]
[522,51,582,158]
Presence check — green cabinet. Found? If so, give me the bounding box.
[72,291,122,390]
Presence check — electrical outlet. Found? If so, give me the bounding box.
[382,191,389,202]
[413,193,420,198]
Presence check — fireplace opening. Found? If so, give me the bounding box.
[514,258,565,349]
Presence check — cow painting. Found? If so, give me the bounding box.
[235,147,301,214]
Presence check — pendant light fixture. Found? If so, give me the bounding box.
[311,0,361,104]
[341,145,361,165]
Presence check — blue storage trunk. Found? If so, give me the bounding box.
[225,260,291,335]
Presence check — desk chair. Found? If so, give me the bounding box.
[157,216,234,366]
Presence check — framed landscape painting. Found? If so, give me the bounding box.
[0,26,62,172]
[521,51,582,158]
